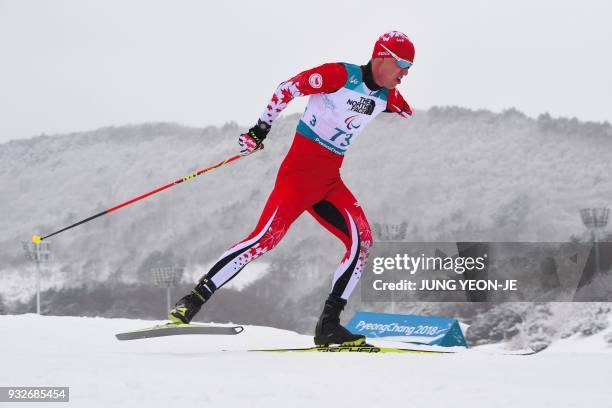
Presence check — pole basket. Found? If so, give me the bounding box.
[580,208,610,229]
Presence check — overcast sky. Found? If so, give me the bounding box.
[1,0,611,143]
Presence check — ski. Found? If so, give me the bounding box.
[249,345,456,354]
[500,349,542,356]
[248,345,540,355]
[115,322,244,341]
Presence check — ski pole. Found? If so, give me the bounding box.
[31,147,262,244]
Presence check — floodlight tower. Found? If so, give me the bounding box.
[374,222,407,313]
[152,266,184,315]
[580,208,609,275]
[22,239,52,314]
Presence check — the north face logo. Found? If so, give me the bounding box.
[347,97,375,115]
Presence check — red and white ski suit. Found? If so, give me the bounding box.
[203,61,411,300]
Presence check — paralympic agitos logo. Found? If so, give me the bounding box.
[346,97,375,115]
[345,115,361,130]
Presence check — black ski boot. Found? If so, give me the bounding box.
[168,278,216,324]
[314,295,365,346]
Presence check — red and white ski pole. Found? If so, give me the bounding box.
[31,147,262,244]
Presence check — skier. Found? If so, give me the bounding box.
[169,31,415,346]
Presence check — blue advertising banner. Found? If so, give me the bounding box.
[346,311,468,347]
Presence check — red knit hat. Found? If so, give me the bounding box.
[372,31,415,64]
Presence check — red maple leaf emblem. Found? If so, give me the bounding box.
[271,94,279,104]
[280,87,294,105]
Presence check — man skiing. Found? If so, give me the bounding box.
[169,31,415,346]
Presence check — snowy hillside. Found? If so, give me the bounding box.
[1,108,611,341]
[1,314,611,407]
[2,110,611,297]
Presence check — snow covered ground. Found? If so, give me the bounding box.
[1,314,611,407]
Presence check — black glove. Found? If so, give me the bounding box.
[248,119,271,143]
